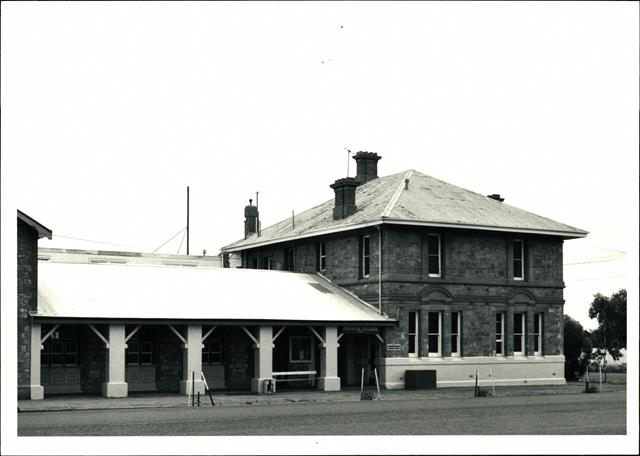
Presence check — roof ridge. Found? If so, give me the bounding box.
[381,170,414,218]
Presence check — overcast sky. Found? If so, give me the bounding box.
[2,2,638,454]
[2,2,637,332]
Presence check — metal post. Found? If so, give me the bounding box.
[474,369,479,397]
[191,370,195,406]
[186,186,190,255]
[374,368,381,400]
[360,368,364,399]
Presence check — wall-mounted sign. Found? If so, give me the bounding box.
[386,344,401,351]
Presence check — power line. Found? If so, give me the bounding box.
[53,234,141,249]
[564,255,627,266]
[177,229,187,255]
[152,227,186,254]
[575,241,626,254]
[565,273,626,282]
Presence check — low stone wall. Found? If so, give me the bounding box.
[379,355,566,389]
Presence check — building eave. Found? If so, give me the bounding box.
[221,218,588,253]
[17,210,52,239]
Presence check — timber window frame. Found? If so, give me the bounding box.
[451,311,461,357]
[408,311,419,358]
[495,312,505,356]
[289,336,313,363]
[202,333,223,365]
[126,337,153,366]
[513,239,525,281]
[426,233,442,277]
[427,311,442,357]
[513,312,526,356]
[317,242,327,272]
[533,313,543,356]
[361,235,371,278]
[41,334,78,367]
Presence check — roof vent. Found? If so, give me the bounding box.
[487,194,504,202]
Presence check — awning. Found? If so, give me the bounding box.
[36,262,395,326]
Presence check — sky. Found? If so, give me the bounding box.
[2,2,637,332]
[1,2,638,454]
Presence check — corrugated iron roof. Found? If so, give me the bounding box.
[221,170,587,252]
[36,262,393,324]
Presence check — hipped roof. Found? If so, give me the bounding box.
[221,170,587,252]
[35,262,393,325]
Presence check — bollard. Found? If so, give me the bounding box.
[197,392,201,407]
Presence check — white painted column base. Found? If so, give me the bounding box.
[180,380,206,395]
[30,385,44,400]
[102,381,128,398]
[317,376,341,391]
[251,378,272,393]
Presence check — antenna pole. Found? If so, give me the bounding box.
[186,186,190,255]
[345,148,351,177]
[256,191,260,236]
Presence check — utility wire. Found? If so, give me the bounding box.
[564,255,627,266]
[177,229,187,255]
[152,227,186,254]
[575,241,626,254]
[53,234,141,249]
[565,273,626,282]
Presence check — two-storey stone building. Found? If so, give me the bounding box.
[221,152,588,388]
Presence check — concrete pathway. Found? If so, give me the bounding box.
[17,380,626,413]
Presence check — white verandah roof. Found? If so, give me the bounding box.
[36,262,394,325]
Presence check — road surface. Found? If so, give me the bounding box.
[18,391,626,436]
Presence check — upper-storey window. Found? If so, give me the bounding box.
[513,239,525,280]
[427,234,441,277]
[361,235,370,278]
[317,242,326,272]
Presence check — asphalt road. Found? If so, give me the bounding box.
[18,391,626,436]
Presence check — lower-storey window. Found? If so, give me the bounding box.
[290,336,312,363]
[533,313,543,355]
[451,312,461,356]
[495,312,505,356]
[202,333,223,364]
[513,312,526,356]
[127,336,153,365]
[41,330,78,367]
[408,311,419,357]
[427,312,441,356]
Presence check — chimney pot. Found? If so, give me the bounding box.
[353,151,382,185]
[404,178,409,190]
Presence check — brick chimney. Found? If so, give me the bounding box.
[244,199,259,238]
[353,151,381,184]
[330,177,359,220]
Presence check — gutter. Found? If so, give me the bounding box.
[221,219,587,253]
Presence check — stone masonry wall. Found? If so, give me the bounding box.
[17,220,38,399]
[240,224,565,359]
[155,326,182,392]
[224,326,252,390]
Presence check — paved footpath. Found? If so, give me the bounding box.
[17,381,626,413]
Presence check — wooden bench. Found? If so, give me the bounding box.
[270,371,317,392]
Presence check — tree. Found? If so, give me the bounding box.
[563,315,591,380]
[588,289,627,363]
